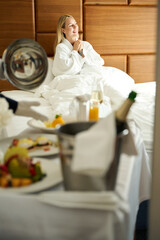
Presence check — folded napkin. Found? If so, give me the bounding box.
[72,112,116,176]
[71,113,138,177]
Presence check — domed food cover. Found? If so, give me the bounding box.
[2,38,48,90]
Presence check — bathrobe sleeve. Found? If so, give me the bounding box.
[52,43,86,77]
[83,41,104,66]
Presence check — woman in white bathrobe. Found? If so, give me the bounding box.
[48,15,135,117]
[52,15,134,101]
[52,14,105,77]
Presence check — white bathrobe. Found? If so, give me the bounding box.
[52,39,104,77]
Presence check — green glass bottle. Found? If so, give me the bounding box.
[115,91,137,134]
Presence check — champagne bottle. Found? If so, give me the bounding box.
[115,91,137,134]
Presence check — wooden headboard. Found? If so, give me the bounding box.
[0,0,157,91]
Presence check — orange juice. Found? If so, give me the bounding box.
[89,105,99,121]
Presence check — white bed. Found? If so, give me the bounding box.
[1,58,155,166]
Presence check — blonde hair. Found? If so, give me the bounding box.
[54,14,73,54]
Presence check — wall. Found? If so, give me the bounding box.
[0,0,35,90]
[0,0,157,91]
[84,0,157,83]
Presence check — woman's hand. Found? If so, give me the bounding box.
[73,40,84,57]
[73,40,83,52]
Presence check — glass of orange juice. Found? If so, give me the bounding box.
[89,101,99,121]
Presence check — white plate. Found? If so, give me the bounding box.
[28,119,57,133]
[0,158,63,193]
[0,133,59,158]
[29,146,58,157]
[27,116,77,134]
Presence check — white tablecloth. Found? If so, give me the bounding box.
[0,112,151,240]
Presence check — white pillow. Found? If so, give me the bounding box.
[103,67,135,94]
[42,57,54,85]
[102,67,135,110]
[30,57,54,93]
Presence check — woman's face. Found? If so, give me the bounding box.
[62,17,79,44]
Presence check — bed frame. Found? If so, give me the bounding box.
[0,0,157,91]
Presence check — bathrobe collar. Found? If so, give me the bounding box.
[62,38,73,51]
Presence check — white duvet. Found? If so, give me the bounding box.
[34,64,155,161]
[35,65,135,115]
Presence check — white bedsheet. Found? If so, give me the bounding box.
[131,82,155,165]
